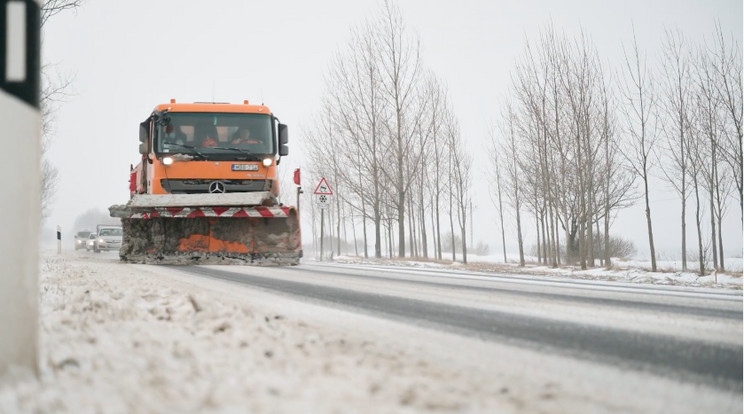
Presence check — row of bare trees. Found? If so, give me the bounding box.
[303,2,473,262]
[489,26,635,270]
[489,23,741,274]
[657,24,742,274]
[40,0,82,219]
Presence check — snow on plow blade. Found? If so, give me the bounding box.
[110,193,302,265]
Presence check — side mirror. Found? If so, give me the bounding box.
[139,121,150,155]
[278,123,289,156]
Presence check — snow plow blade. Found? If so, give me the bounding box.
[109,193,302,265]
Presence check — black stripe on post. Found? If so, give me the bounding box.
[0,0,40,109]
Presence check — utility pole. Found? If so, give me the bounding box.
[0,0,41,375]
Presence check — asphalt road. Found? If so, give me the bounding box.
[176,261,743,392]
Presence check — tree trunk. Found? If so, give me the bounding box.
[498,180,507,263]
[554,214,561,265]
[541,209,549,264]
[336,188,342,257]
[604,204,611,269]
[460,218,468,265]
[361,198,368,258]
[643,172,657,272]
[709,186,718,270]
[694,179,705,276]
[420,183,428,259]
[548,202,557,268]
[535,210,542,264]
[398,191,405,257]
[431,194,439,260]
[717,214,725,270]
[434,191,442,260]
[449,204,456,262]
[515,199,525,267]
[407,196,416,257]
[374,210,382,259]
[351,206,358,257]
[681,196,687,271]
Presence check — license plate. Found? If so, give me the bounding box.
[232,164,258,171]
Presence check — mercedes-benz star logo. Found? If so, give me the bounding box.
[208,181,226,193]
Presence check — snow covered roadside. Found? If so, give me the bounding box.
[0,252,519,413]
[1,251,741,413]
[330,254,743,290]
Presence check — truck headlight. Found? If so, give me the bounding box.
[162,157,174,165]
[262,158,273,167]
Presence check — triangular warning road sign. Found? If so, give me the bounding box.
[313,177,333,195]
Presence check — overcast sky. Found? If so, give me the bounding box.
[41,0,742,258]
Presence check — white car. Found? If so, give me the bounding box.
[74,230,92,250]
[93,226,123,253]
[86,233,97,251]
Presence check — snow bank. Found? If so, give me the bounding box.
[0,252,515,413]
[332,254,743,289]
[1,251,740,413]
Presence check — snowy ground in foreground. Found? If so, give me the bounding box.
[329,253,743,290]
[2,251,545,414]
[0,250,741,414]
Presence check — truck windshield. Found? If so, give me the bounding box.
[155,113,274,159]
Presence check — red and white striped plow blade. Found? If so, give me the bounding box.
[127,206,293,219]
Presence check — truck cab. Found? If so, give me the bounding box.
[133,100,289,197]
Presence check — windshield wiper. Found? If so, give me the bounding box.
[163,143,208,159]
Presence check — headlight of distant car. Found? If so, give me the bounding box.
[98,238,105,244]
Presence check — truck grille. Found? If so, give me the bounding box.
[160,179,269,194]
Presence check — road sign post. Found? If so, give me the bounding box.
[314,178,333,260]
[319,208,325,261]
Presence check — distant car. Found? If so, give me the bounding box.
[74,230,92,250]
[86,233,97,251]
[93,226,123,253]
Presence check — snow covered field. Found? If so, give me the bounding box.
[331,253,743,290]
[0,250,741,413]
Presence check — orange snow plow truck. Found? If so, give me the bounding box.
[109,100,301,265]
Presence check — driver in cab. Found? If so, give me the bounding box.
[231,128,260,145]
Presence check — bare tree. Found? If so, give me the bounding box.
[422,75,448,260]
[695,45,731,271]
[376,0,427,257]
[597,64,635,268]
[620,27,660,272]
[40,0,83,219]
[658,29,692,271]
[327,21,388,258]
[445,114,472,263]
[686,98,708,276]
[487,126,508,263]
[709,23,743,223]
[501,104,526,266]
[40,0,82,27]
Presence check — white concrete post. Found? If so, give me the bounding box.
[0,0,41,375]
